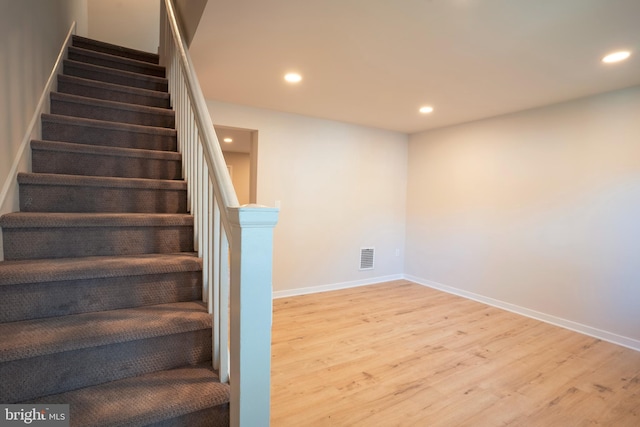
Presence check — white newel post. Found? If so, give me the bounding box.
[228,205,279,427]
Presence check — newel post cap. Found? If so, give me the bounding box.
[227,204,279,229]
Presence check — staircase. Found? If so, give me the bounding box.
[0,35,230,426]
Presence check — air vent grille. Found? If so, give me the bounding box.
[360,247,375,270]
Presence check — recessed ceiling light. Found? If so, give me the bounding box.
[602,51,631,63]
[223,138,233,143]
[284,73,302,83]
[419,106,434,114]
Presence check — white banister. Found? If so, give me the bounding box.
[228,206,279,426]
[160,1,279,426]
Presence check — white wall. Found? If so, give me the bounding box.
[405,86,640,347]
[87,0,159,53]
[207,100,408,295]
[222,151,251,205]
[66,0,89,37]
[0,0,88,260]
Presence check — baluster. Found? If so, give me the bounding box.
[199,137,205,257]
[219,228,230,384]
[184,84,192,211]
[212,198,221,369]
[190,105,199,252]
[195,121,202,253]
[196,127,203,257]
[201,157,209,303]
[187,94,195,216]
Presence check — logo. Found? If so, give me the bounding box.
[1,405,69,427]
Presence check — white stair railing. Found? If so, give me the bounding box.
[159,1,279,425]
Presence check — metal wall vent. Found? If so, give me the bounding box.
[359,247,375,270]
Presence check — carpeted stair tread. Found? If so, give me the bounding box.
[64,60,168,92]
[31,140,180,161]
[18,173,185,191]
[1,329,212,403]
[0,254,202,323]
[68,46,166,77]
[72,34,160,64]
[27,365,229,427]
[1,213,194,260]
[31,140,182,180]
[58,74,170,108]
[50,92,175,128]
[0,253,200,287]
[41,114,177,151]
[0,301,210,363]
[0,212,193,228]
[18,173,187,213]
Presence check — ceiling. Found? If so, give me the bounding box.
[190,0,640,134]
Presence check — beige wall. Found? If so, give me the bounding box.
[87,0,159,53]
[207,100,408,295]
[405,86,640,346]
[222,151,251,205]
[0,0,88,260]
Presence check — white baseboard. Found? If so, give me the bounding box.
[273,274,404,299]
[405,274,640,353]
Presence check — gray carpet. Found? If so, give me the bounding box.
[0,35,229,426]
[28,365,230,427]
[18,172,187,213]
[41,113,178,151]
[64,59,168,91]
[58,74,171,108]
[68,46,166,77]
[50,91,175,128]
[31,139,182,179]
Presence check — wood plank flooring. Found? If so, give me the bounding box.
[271,280,640,426]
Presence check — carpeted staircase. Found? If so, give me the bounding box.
[0,35,230,426]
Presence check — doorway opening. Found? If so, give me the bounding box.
[214,125,258,205]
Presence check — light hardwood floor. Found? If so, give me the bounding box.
[271,280,640,426]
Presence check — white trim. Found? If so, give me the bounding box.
[405,274,640,353]
[273,274,404,299]
[0,22,76,213]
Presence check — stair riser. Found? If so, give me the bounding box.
[20,184,187,213]
[2,226,194,260]
[0,330,211,403]
[42,117,177,151]
[72,36,159,64]
[32,150,182,180]
[68,49,166,78]
[0,272,202,323]
[58,78,170,109]
[51,97,175,128]
[64,61,168,92]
